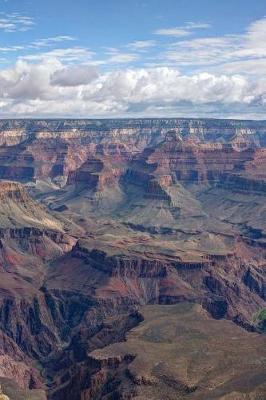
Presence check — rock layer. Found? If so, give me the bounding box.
[0,119,265,399]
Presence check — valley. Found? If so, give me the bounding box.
[0,119,265,399]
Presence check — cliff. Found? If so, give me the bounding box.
[0,119,264,399]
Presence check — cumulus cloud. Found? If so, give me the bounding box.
[88,68,253,106]
[246,18,266,49]
[51,65,99,86]
[0,17,266,118]
[0,60,264,118]
[0,59,60,100]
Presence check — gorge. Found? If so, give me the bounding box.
[0,118,265,399]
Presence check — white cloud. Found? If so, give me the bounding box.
[154,27,190,37]
[127,40,157,50]
[185,22,211,29]
[89,68,253,106]
[0,60,264,118]
[0,59,60,100]
[21,47,94,63]
[0,18,265,118]
[30,36,75,49]
[0,45,25,52]
[0,36,77,56]
[164,36,240,66]
[160,17,266,76]
[105,49,139,64]
[0,12,34,32]
[154,21,211,37]
[51,65,99,86]
[246,17,266,48]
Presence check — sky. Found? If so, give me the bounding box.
[0,0,266,119]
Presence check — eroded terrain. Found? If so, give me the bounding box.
[0,119,265,399]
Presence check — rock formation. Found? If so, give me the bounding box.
[0,119,264,399]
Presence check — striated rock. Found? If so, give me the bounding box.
[67,157,124,191]
[0,118,264,184]
[86,304,266,400]
[0,378,46,400]
[0,119,265,399]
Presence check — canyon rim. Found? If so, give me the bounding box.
[0,0,266,399]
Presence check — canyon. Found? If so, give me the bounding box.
[0,119,265,399]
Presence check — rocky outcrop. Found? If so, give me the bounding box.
[144,138,256,184]
[0,378,46,400]
[0,181,78,396]
[220,173,266,193]
[0,119,265,400]
[73,241,168,278]
[67,158,124,191]
[82,304,266,400]
[0,118,264,184]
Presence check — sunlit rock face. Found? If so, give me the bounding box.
[0,119,265,399]
[0,118,264,184]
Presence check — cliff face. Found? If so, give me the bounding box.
[0,118,265,183]
[0,119,265,399]
[0,378,46,400]
[85,304,266,400]
[0,181,78,399]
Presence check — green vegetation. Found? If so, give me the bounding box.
[254,308,266,332]
[258,309,266,320]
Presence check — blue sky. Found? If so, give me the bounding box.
[0,0,266,118]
